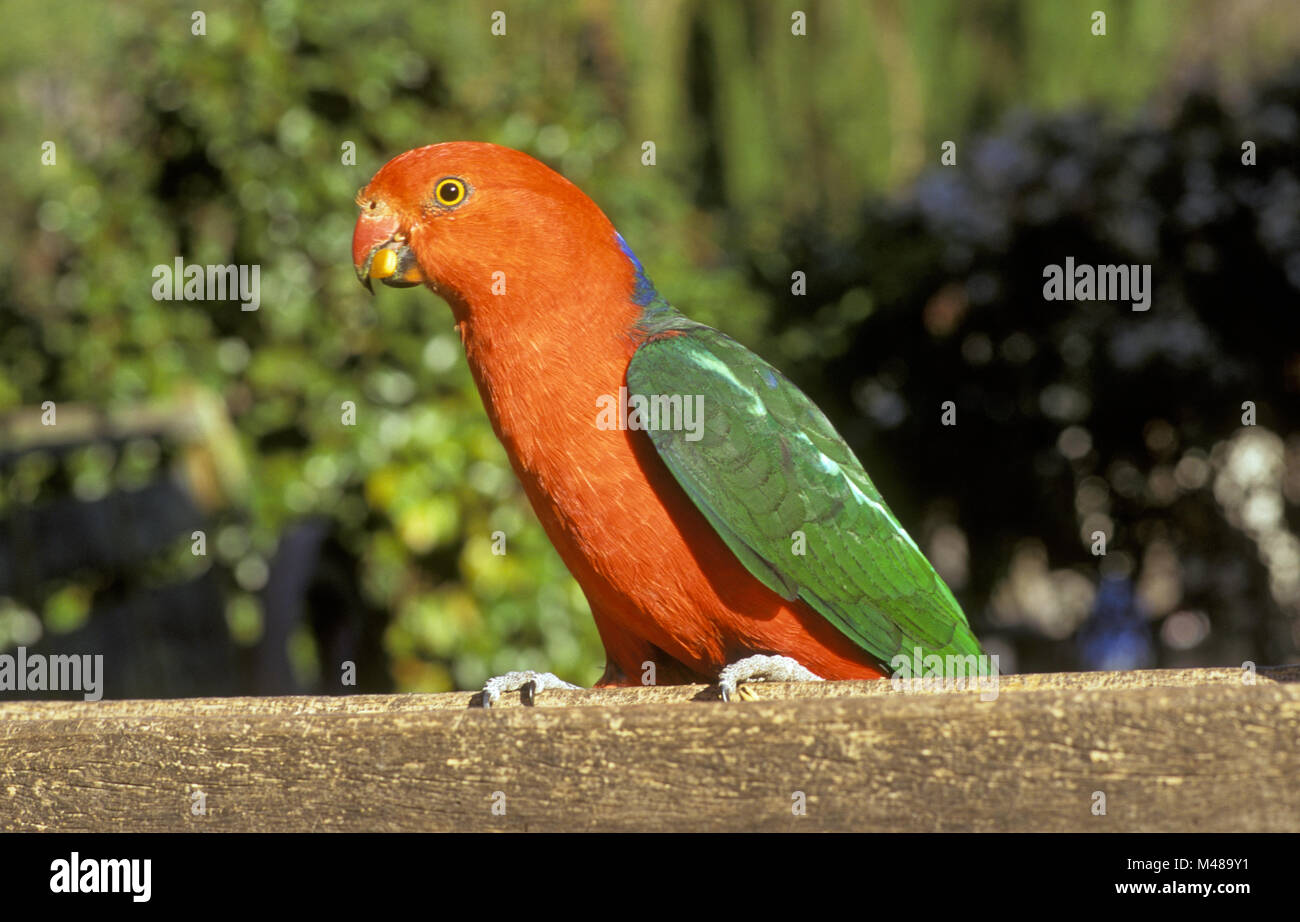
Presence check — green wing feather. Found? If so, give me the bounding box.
[626,312,982,668]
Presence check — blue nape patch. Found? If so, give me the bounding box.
[615,231,661,307]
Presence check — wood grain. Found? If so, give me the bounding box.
[1,666,1296,831]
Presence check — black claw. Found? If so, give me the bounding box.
[522,681,537,706]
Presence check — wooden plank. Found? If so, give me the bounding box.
[1,667,1297,832]
[3,664,1292,717]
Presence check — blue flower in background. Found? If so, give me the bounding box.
[1077,575,1155,671]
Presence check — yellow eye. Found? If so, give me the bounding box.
[434,178,467,208]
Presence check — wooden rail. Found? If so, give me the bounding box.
[2,666,1297,832]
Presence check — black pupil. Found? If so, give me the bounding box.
[440,182,460,202]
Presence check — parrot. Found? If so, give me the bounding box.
[352,142,983,704]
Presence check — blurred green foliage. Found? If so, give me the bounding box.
[2,0,1298,691]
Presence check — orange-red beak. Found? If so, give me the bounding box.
[353,212,424,292]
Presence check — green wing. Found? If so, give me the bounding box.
[626,317,981,667]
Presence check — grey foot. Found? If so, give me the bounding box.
[718,654,824,702]
[480,671,580,708]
